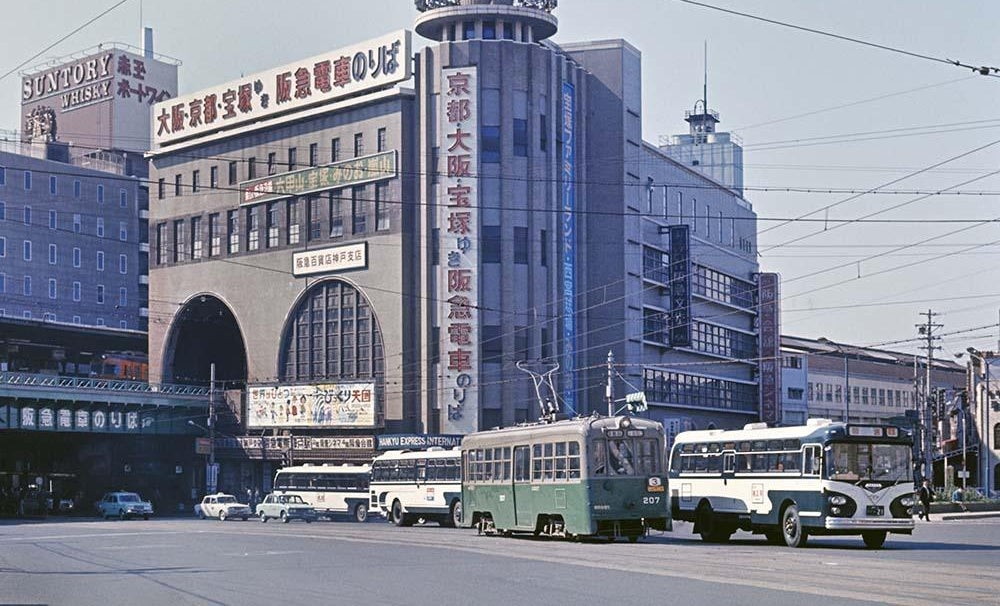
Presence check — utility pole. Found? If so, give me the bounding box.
[208,362,217,493]
[606,350,614,417]
[917,310,942,484]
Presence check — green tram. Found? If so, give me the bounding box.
[460,415,671,541]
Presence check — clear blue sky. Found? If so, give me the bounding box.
[2,0,998,356]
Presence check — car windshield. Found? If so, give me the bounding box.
[827,442,911,482]
[119,494,141,502]
[217,496,237,503]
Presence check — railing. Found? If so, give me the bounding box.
[0,371,210,397]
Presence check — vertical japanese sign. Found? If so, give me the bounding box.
[561,82,577,413]
[440,67,479,434]
[668,225,691,347]
[758,272,781,425]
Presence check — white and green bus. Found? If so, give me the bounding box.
[369,447,462,527]
[273,464,371,522]
[668,419,915,549]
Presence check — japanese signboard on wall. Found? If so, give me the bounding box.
[241,151,397,205]
[154,30,411,146]
[292,242,367,276]
[668,225,692,347]
[246,383,377,428]
[0,403,182,434]
[561,81,577,412]
[439,66,479,435]
[757,272,781,424]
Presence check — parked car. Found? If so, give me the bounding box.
[256,493,317,523]
[96,492,153,520]
[18,488,51,518]
[194,493,252,521]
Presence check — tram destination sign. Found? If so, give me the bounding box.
[241,150,397,205]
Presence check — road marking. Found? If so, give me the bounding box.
[0,531,187,543]
[220,550,305,557]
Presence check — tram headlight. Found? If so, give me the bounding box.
[619,417,633,430]
[828,495,848,506]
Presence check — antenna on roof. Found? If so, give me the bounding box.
[516,360,560,423]
[703,40,708,121]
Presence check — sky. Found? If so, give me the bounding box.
[1,0,998,358]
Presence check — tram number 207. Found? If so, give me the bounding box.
[642,496,661,505]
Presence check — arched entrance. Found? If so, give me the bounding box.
[163,294,248,387]
[278,278,384,392]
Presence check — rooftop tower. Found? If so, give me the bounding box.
[414,0,558,42]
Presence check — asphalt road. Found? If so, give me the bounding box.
[1,516,998,606]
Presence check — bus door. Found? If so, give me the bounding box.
[722,452,737,510]
[512,446,532,528]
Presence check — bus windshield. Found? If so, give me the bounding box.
[827,442,911,482]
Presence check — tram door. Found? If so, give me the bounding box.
[513,446,533,528]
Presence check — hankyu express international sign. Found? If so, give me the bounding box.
[154,30,411,145]
[241,150,397,205]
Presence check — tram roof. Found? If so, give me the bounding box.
[462,415,663,446]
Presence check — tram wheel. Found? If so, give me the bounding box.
[862,531,887,549]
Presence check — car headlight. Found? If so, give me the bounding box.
[829,495,847,506]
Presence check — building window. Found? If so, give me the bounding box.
[73,281,81,302]
[309,197,323,240]
[267,202,280,247]
[331,138,341,162]
[692,265,755,309]
[463,20,475,40]
[97,284,105,304]
[287,199,300,244]
[23,275,31,296]
[49,175,57,194]
[278,280,385,384]
[329,193,344,238]
[309,143,318,167]
[23,205,31,225]
[643,308,667,344]
[228,210,240,254]
[156,223,167,264]
[48,278,57,299]
[481,125,501,163]
[788,388,804,400]
[73,180,81,198]
[48,243,57,265]
[119,221,127,242]
[157,178,165,200]
[73,213,81,233]
[513,118,528,157]
[643,368,757,412]
[483,20,496,39]
[209,213,221,256]
[539,113,548,152]
[288,147,297,171]
[354,133,364,157]
[503,21,514,40]
[173,219,186,262]
[482,225,501,263]
[0,166,4,185]
[24,170,32,190]
[431,146,439,184]
[0,201,4,220]
[247,207,260,251]
[0,237,7,257]
[228,161,238,185]
[351,187,365,234]
[642,246,670,284]
[377,128,387,152]
[96,318,104,326]
[482,325,502,363]
[248,157,256,180]
[191,216,203,259]
[647,178,654,214]
[22,240,31,261]
[690,321,757,359]
[97,250,105,271]
[540,229,548,267]
[48,209,57,229]
[119,287,127,307]
[375,183,389,231]
[782,356,802,369]
[209,166,218,189]
[514,226,528,264]
[96,218,104,238]
[174,174,182,196]
[267,152,277,175]
[97,184,105,203]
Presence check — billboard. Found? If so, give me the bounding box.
[241,150,397,205]
[292,242,367,277]
[757,272,781,425]
[668,225,692,347]
[246,383,377,428]
[21,47,178,152]
[561,81,576,413]
[154,30,411,146]
[438,67,479,434]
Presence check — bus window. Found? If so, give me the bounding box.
[608,439,635,476]
[803,446,821,476]
[514,446,530,482]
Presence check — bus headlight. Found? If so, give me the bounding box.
[831,507,842,515]
[899,496,914,507]
[829,495,848,506]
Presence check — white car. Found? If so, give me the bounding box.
[194,493,252,521]
[97,492,153,520]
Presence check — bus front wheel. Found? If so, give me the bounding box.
[781,504,808,548]
[862,530,887,549]
[696,504,732,543]
[391,500,413,527]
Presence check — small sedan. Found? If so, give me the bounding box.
[97,492,153,520]
[194,493,252,521]
[256,493,317,523]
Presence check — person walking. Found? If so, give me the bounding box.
[918,479,934,521]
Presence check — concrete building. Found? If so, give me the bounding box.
[146,0,769,486]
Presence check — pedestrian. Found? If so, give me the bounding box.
[918,479,934,521]
[246,487,253,507]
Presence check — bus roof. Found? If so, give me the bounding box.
[462,415,663,448]
[276,463,370,474]
[673,419,910,447]
[371,447,461,462]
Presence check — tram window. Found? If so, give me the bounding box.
[637,439,660,474]
[514,446,530,482]
[502,447,512,481]
[532,444,543,480]
[591,440,608,476]
[608,439,636,475]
